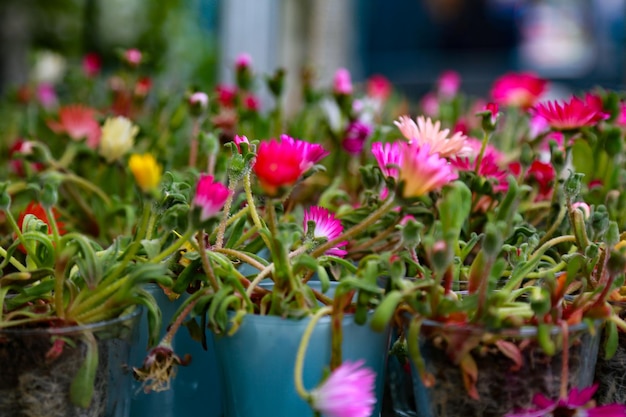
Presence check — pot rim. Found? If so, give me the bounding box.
[0,306,142,336]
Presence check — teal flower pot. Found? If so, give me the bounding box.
[130,285,222,417]
[213,283,390,417]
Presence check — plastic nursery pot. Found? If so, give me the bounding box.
[129,284,222,417]
[212,281,391,417]
[406,318,601,417]
[0,308,142,417]
[594,300,626,405]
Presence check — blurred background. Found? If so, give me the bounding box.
[0,0,625,101]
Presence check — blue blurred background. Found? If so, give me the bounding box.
[0,0,624,99]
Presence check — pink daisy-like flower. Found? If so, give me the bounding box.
[47,104,101,148]
[399,142,458,198]
[193,174,230,221]
[253,135,329,196]
[371,141,401,179]
[333,68,353,95]
[366,74,392,101]
[343,121,373,155]
[490,72,547,109]
[304,206,348,257]
[310,360,377,417]
[616,101,626,128]
[394,115,470,158]
[505,384,626,417]
[452,153,509,193]
[583,92,610,122]
[533,96,604,131]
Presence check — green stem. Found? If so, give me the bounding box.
[214,247,267,272]
[474,130,491,175]
[294,306,332,400]
[537,197,568,247]
[44,207,61,249]
[245,245,310,297]
[58,143,78,168]
[214,178,239,248]
[0,247,27,272]
[62,172,112,206]
[267,198,278,236]
[3,208,37,260]
[311,196,396,258]
[243,169,271,248]
[195,231,220,292]
[150,228,195,264]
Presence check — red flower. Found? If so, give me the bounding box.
[253,135,328,196]
[82,53,102,78]
[533,96,605,131]
[366,74,392,101]
[16,202,66,253]
[243,93,260,112]
[47,105,101,148]
[215,84,237,108]
[491,72,547,109]
[527,160,555,199]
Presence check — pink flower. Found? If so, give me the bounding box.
[310,360,377,417]
[235,52,252,70]
[533,96,604,131]
[583,93,610,122]
[193,174,230,221]
[491,72,547,109]
[437,70,461,99]
[253,135,328,195]
[399,142,458,198]
[215,84,237,108]
[124,48,143,66]
[189,92,209,109]
[47,105,101,148]
[233,135,249,153]
[36,83,58,109]
[371,142,401,179]
[452,153,509,193]
[483,102,499,126]
[616,102,626,128]
[366,74,392,101]
[304,206,348,257]
[243,93,260,112]
[82,53,101,78]
[333,68,353,95]
[505,384,626,417]
[527,160,555,199]
[343,121,373,155]
[420,92,440,117]
[529,113,550,139]
[394,116,470,158]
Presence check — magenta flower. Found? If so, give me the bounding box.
[280,134,329,171]
[343,121,373,155]
[616,102,626,128]
[533,96,604,131]
[437,70,461,99]
[124,48,143,66]
[310,360,377,417]
[82,53,101,78]
[233,135,249,153]
[304,206,347,257]
[366,74,392,101]
[505,384,626,417]
[193,174,230,221]
[399,142,458,198]
[235,52,252,70]
[490,72,547,109]
[333,68,353,95]
[371,142,401,179]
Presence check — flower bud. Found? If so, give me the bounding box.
[129,153,162,195]
[235,52,253,91]
[266,68,286,98]
[477,102,499,133]
[123,48,143,67]
[188,91,209,116]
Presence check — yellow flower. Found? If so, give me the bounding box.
[129,154,162,193]
[99,116,139,162]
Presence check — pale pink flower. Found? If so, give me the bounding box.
[304,206,348,257]
[420,92,440,118]
[193,174,230,221]
[310,360,376,417]
[394,115,470,158]
[235,52,252,70]
[571,201,591,220]
[333,68,353,95]
[189,92,209,109]
[399,142,458,198]
[36,83,58,109]
[124,48,143,66]
[371,142,401,179]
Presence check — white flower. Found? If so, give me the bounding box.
[32,51,66,84]
[98,117,139,163]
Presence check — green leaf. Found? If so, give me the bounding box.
[70,333,98,408]
[604,320,619,360]
[141,238,162,260]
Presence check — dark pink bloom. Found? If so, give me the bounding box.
[333,68,353,95]
[193,174,230,221]
[82,53,101,78]
[371,142,401,179]
[215,84,237,108]
[310,360,377,417]
[253,135,328,195]
[491,72,547,109]
[452,153,509,193]
[437,70,461,99]
[243,93,260,112]
[533,96,604,131]
[366,74,392,101]
[233,135,249,153]
[527,160,555,199]
[304,206,347,257]
[47,104,101,148]
[584,93,610,122]
[343,121,373,155]
[616,102,626,127]
[529,113,550,139]
[124,48,143,66]
[483,102,499,125]
[505,384,626,417]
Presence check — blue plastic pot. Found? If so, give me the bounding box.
[213,282,390,417]
[129,285,223,417]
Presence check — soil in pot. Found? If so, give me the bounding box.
[594,304,626,405]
